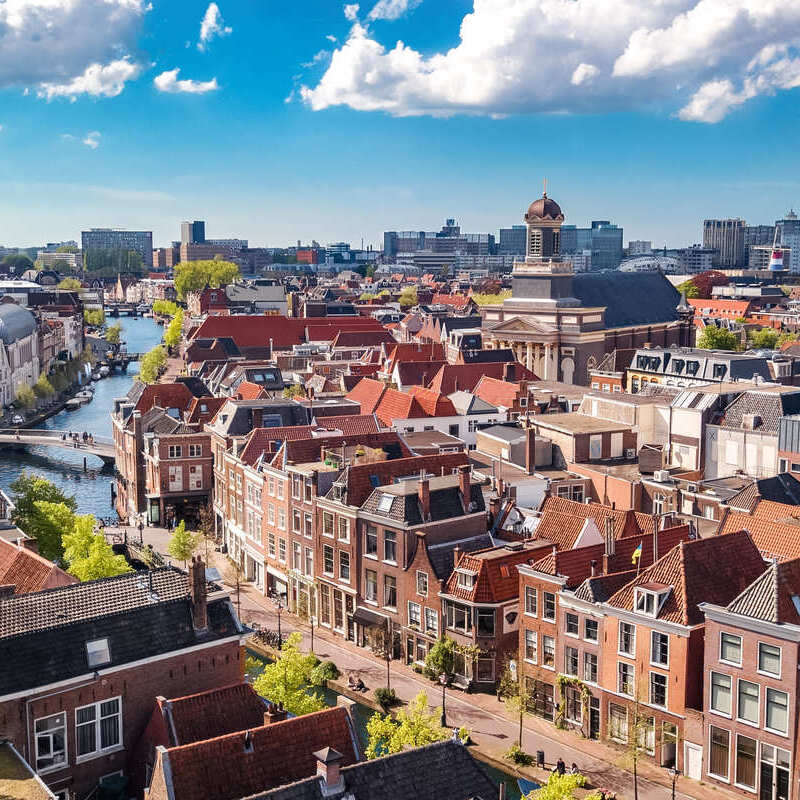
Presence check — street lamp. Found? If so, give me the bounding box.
[666,766,679,800]
[439,673,448,729]
[271,592,285,648]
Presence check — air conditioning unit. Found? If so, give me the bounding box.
[653,470,671,483]
[625,449,636,459]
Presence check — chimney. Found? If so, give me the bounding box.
[458,465,471,507]
[188,556,207,630]
[264,702,288,725]
[604,516,615,557]
[652,514,659,560]
[525,427,536,475]
[503,361,516,382]
[489,494,501,519]
[452,544,460,571]
[418,477,430,520]
[314,748,344,794]
[590,559,598,577]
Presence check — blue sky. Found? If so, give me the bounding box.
[1,0,799,249]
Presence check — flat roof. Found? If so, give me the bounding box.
[532,412,631,434]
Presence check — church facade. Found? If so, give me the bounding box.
[482,193,694,385]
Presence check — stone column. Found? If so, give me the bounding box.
[526,342,533,372]
[543,344,552,380]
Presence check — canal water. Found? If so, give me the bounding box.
[0,315,163,518]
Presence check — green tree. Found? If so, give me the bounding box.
[174,260,241,300]
[472,290,512,306]
[138,345,167,384]
[57,277,83,291]
[697,325,739,351]
[365,265,376,278]
[282,383,306,399]
[167,520,200,565]
[359,292,377,301]
[61,513,132,581]
[105,322,122,344]
[749,327,780,349]
[504,680,534,750]
[164,309,184,349]
[83,309,106,326]
[56,245,79,253]
[424,636,456,678]
[15,384,36,409]
[675,279,700,299]
[527,773,587,800]
[33,372,54,399]
[10,476,77,560]
[152,299,179,317]
[252,632,326,716]
[398,286,418,307]
[778,332,799,347]
[365,692,448,759]
[1,253,34,273]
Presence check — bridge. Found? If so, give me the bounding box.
[106,303,147,317]
[0,429,115,463]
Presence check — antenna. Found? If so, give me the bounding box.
[543,177,547,198]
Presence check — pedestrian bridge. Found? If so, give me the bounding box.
[0,429,115,463]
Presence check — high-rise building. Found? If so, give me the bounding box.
[702,218,746,267]
[677,245,717,274]
[181,220,206,245]
[560,221,623,270]
[627,240,652,255]
[383,219,494,259]
[499,225,527,255]
[743,224,775,265]
[777,210,800,274]
[81,228,153,267]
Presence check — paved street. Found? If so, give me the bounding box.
[117,522,735,800]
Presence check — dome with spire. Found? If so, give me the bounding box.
[525,192,564,223]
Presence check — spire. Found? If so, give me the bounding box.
[676,290,692,314]
[543,177,548,199]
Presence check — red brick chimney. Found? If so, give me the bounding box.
[188,556,207,630]
[418,477,430,520]
[314,747,344,792]
[264,702,288,725]
[458,465,471,508]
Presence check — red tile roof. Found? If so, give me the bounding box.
[719,509,800,562]
[191,315,308,348]
[185,397,226,424]
[240,426,316,465]
[606,530,766,626]
[331,330,395,348]
[407,386,457,417]
[394,360,448,389]
[161,706,358,800]
[0,539,76,594]
[235,381,268,401]
[134,383,196,414]
[473,376,531,408]
[427,364,512,394]
[275,431,410,468]
[432,293,471,309]
[539,496,652,539]
[345,378,387,414]
[312,414,381,435]
[383,342,445,371]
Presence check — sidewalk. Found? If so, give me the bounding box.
[128,524,736,800]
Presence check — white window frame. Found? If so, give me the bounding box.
[650,630,669,668]
[720,631,743,667]
[757,642,782,678]
[618,621,636,657]
[408,601,421,628]
[736,678,760,727]
[709,670,732,718]
[649,671,668,708]
[168,444,182,459]
[416,570,428,597]
[35,711,67,774]
[764,687,789,736]
[74,696,123,763]
[524,586,537,617]
[707,725,731,782]
[524,629,537,664]
[542,591,556,621]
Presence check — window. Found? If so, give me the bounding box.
[268,477,275,496]
[709,726,730,780]
[268,533,276,558]
[188,444,202,457]
[565,613,579,636]
[365,569,378,602]
[735,735,757,790]
[86,638,110,668]
[424,607,438,635]
[737,680,759,724]
[766,688,789,734]
[323,545,334,575]
[564,646,578,676]
[758,642,781,676]
[365,525,378,557]
[338,518,349,542]
[277,509,286,530]
[384,530,397,562]
[291,475,302,499]
[618,662,634,696]
[292,542,301,571]
[638,716,655,755]
[477,608,495,636]
[710,672,732,715]
[543,592,556,621]
[35,712,66,772]
[292,510,301,533]
[635,588,660,616]
[524,630,537,662]
[304,513,313,538]
[720,632,742,665]
[416,571,428,596]
[651,631,669,667]
[457,571,476,590]
[542,635,555,668]
[322,511,334,536]
[650,672,667,707]
[278,538,286,562]
[524,586,537,616]
[408,601,421,627]
[564,686,582,723]
[446,601,472,633]
[339,551,350,581]
[618,622,636,655]
[168,445,182,459]
[476,658,494,682]
[609,703,628,743]
[584,652,598,683]
[276,481,284,500]
[76,698,121,759]
[584,618,598,642]
[384,575,397,608]
[304,547,313,578]
[320,583,331,625]
[267,505,275,526]
[377,493,394,513]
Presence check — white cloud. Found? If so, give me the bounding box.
[302,0,800,122]
[326,35,338,43]
[82,131,101,149]
[302,50,330,68]
[198,3,232,51]
[153,68,219,94]
[37,58,142,100]
[343,4,359,21]
[0,0,145,92]
[368,0,421,21]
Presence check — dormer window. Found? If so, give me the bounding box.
[377,493,393,513]
[86,637,111,668]
[634,586,669,617]
[456,569,477,590]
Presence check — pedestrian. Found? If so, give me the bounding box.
[556,758,566,776]
[570,763,579,775]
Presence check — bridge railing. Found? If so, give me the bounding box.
[0,429,114,446]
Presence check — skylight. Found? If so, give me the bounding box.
[377,493,394,513]
[86,637,111,668]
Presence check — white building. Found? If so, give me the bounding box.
[0,302,40,408]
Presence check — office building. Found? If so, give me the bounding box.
[777,210,800,273]
[181,220,206,244]
[677,245,717,274]
[36,250,82,270]
[702,218,746,267]
[383,219,494,259]
[627,240,652,255]
[81,228,153,267]
[498,225,527,255]
[561,221,623,270]
[748,244,791,270]
[743,224,775,263]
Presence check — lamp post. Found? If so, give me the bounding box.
[271,592,285,648]
[439,673,448,729]
[666,767,679,800]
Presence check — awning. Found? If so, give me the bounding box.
[350,607,386,628]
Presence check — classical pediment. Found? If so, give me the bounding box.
[487,316,555,335]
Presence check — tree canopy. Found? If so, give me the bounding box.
[164,309,184,349]
[105,322,122,344]
[57,277,83,291]
[174,260,241,300]
[33,372,54,399]
[152,299,179,317]
[365,692,447,759]
[697,325,739,351]
[1,253,34,272]
[84,309,106,327]
[252,632,325,716]
[675,279,700,299]
[138,345,167,383]
[398,286,418,307]
[15,384,35,409]
[167,520,200,564]
[527,773,587,800]
[749,327,780,349]
[10,474,77,560]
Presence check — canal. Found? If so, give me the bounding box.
[0,315,163,518]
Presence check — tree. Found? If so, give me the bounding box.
[152,299,179,318]
[528,773,587,800]
[61,512,132,581]
[366,265,376,278]
[138,345,167,383]
[749,327,779,349]
[83,309,106,327]
[691,270,729,299]
[365,692,448,759]
[33,372,54,399]
[675,279,700,299]
[282,383,305,399]
[472,290,512,306]
[424,636,456,678]
[56,245,79,254]
[778,332,799,347]
[252,632,326,716]
[167,520,200,565]
[174,260,241,300]
[15,384,35,409]
[164,309,184,349]
[359,292,377,301]
[504,680,535,751]
[10,479,76,560]
[398,286,418,307]
[697,325,739,351]
[1,253,34,273]
[105,322,122,344]
[57,277,83,291]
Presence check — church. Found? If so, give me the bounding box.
[482,192,694,385]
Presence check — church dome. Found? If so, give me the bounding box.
[525,193,564,223]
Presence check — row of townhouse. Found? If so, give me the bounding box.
[516,525,800,800]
